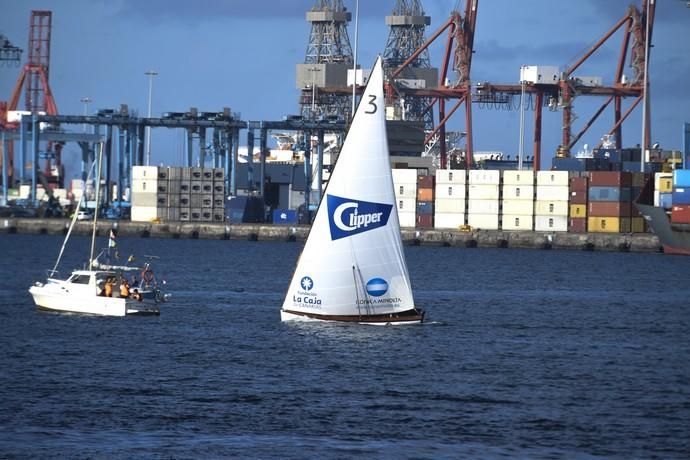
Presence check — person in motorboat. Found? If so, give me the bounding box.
[103,277,114,297]
[119,278,130,298]
[131,289,142,301]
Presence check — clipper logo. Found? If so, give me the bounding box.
[327,194,392,240]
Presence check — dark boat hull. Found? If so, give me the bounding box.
[635,203,690,255]
[281,308,425,325]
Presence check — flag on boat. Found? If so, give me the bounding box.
[109,229,117,248]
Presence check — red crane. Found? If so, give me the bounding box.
[1,10,60,185]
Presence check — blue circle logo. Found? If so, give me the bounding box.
[366,278,388,297]
[300,276,314,291]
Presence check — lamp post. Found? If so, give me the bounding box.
[145,70,158,166]
[80,96,92,132]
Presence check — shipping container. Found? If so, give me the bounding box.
[435,184,466,199]
[416,214,433,228]
[131,192,157,207]
[501,214,534,230]
[468,213,499,230]
[671,204,690,223]
[569,217,587,233]
[534,215,568,232]
[536,170,569,186]
[157,167,169,181]
[673,169,690,187]
[569,189,588,204]
[394,183,417,199]
[201,195,214,208]
[536,185,569,201]
[468,169,500,185]
[569,176,588,192]
[435,169,466,184]
[191,167,203,180]
[167,208,180,222]
[588,186,632,202]
[535,200,569,216]
[435,198,465,213]
[392,168,418,183]
[468,184,500,200]
[570,204,587,218]
[397,198,416,213]
[502,170,534,185]
[417,175,434,189]
[434,212,465,229]
[502,199,534,215]
[631,172,649,187]
[191,182,202,194]
[131,179,157,194]
[156,194,169,207]
[672,187,690,205]
[180,194,191,207]
[131,205,159,222]
[398,212,416,228]
[416,201,434,215]
[502,185,534,200]
[588,171,632,187]
[467,199,500,215]
[132,166,159,180]
[587,216,631,233]
[213,168,225,182]
[631,217,646,233]
[654,173,673,193]
[588,201,631,217]
[655,192,673,209]
[417,187,434,202]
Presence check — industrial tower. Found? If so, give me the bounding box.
[297,0,354,120]
[383,0,436,131]
[0,34,22,63]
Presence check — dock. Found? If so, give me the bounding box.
[0,218,662,253]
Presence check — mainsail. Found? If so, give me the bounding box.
[281,57,419,323]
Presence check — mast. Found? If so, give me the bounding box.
[89,143,103,270]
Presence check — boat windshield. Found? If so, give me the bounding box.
[69,274,91,285]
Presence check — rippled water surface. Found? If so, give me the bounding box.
[1,234,689,459]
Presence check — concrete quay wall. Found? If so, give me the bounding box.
[0,218,662,253]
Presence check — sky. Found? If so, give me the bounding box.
[1,0,689,176]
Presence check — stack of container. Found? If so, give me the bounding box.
[535,171,569,231]
[434,169,466,229]
[131,166,160,222]
[416,174,434,228]
[392,169,417,228]
[630,172,648,232]
[501,170,534,230]
[587,171,632,233]
[467,169,500,230]
[654,172,673,209]
[671,169,690,226]
[568,176,588,233]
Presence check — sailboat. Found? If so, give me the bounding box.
[281,57,424,325]
[29,144,168,316]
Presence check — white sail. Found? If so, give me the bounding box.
[281,57,419,323]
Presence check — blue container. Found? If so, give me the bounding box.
[588,186,631,202]
[673,169,690,187]
[416,201,434,215]
[659,193,673,209]
[672,187,690,205]
[272,209,298,224]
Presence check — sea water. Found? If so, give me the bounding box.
[1,234,689,459]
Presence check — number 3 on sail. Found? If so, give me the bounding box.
[280,56,424,325]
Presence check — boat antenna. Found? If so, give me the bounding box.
[89,142,104,271]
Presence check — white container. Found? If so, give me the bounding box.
[501,214,534,230]
[392,168,418,184]
[468,184,500,200]
[436,169,466,184]
[502,170,535,185]
[398,211,416,228]
[535,215,568,232]
[396,198,416,213]
[131,205,159,222]
[434,184,466,199]
[654,172,673,191]
[502,185,534,200]
[434,212,465,229]
[468,199,500,215]
[132,165,160,180]
[435,198,465,213]
[394,182,417,199]
[131,179,158,194]
[535,200,569,216]
[468,213,499,230]
[536,185,569,201]
[536,170,569,186]
[131,192,158,207]
[520,65,560,84]
[468,169,500,185]
[502,199,534,216]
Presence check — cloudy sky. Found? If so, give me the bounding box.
[1,0,689,173]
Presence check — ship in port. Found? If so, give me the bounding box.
[635,168,690,255]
